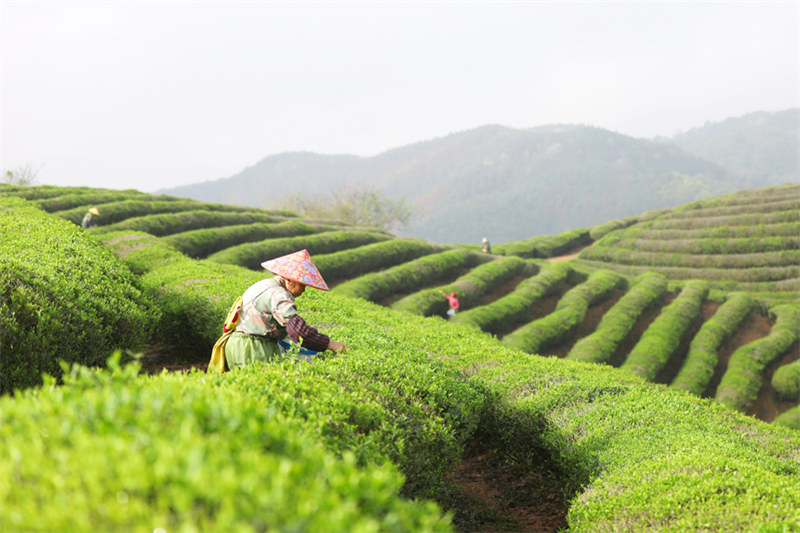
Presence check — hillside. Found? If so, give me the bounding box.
[2,183,800,532]
[4,182,797,421]
[671,109,799,186]
[158,110,798,244]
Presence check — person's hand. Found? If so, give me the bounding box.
[327,340,347,354]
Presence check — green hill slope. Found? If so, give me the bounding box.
[2,184,800,532]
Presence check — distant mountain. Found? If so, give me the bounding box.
[159,110,798,244]
[670,109,798,187]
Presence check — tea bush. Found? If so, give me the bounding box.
[0,358,452,533]
[567,272,667,364]
[774,404,800,430]
[502,269,624,354]
[36,190,152,212]
[207,230,392,270]
[0,199,160,393]
[450,262,569,335]
[621,280,709,382]
[391,256,531,316]
[493,228,590,258]
[56,198,251,225]
[333,249,488,303]
[163,220,319,258]
[313,238,443,284]
[772,359,800,401]
[624,221,800,240]
[94,209,279,237]
[716,303,800,413]
[671,292,754,396]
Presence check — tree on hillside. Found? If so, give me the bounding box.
[2,163,41,186]
[275,183,415,232]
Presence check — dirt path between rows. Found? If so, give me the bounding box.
[546,243,592,262]
[451,440,569,532]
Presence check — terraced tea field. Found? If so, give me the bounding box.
[2,182,798,425]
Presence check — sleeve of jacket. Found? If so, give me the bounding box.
[286,315,330,352]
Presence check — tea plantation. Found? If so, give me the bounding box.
[1,183,799,532]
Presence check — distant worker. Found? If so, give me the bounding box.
[81,207,100,229]
[481,237,491,254]
[213,249,348,371]
[440,291,460,319]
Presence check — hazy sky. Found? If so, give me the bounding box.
[1,1,798,192]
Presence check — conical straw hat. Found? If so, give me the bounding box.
[260,249,329,291]
[89,207,99,215]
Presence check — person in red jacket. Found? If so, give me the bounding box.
[440,291,460,319]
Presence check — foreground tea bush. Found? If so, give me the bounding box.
[0,199,159,394]
[0,358,451,533]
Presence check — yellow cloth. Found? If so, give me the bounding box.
[208,296,243,373]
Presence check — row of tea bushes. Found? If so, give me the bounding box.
[670,184,800,208]
[313,238,444,285]
[492,227,590,258]
[661,197,800,219]
[56,198,254,226]
[587,214,639,240]
[0,184,130,200]
[207,230,392,271]
[580,245,800,269]
[772,359,800,401]
[575,259,800,292]
[601,235,800,254]
[715,303,800,414]
[621,221,800,240]
[333,249,490,304]
[502,269,624,354]
[36,190,161,213]
[163,220,324,258]
[390,256,533,317]
[451,262,572,336]
[670,292,754,396]
[0,199,160,393]
[620,280,709,382]
[0,357,456,533]
[775,404,800,429]
[649,210,800,229]
[94,209,281,237]
[566,272,668,364]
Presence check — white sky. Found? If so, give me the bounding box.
[1,0,798,192]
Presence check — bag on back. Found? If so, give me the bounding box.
[208,296,243,373]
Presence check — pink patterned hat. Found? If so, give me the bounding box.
[260,249,330,291]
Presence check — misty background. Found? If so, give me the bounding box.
[2,1,798,193]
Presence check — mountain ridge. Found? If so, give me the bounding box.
[159,109,798,244]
